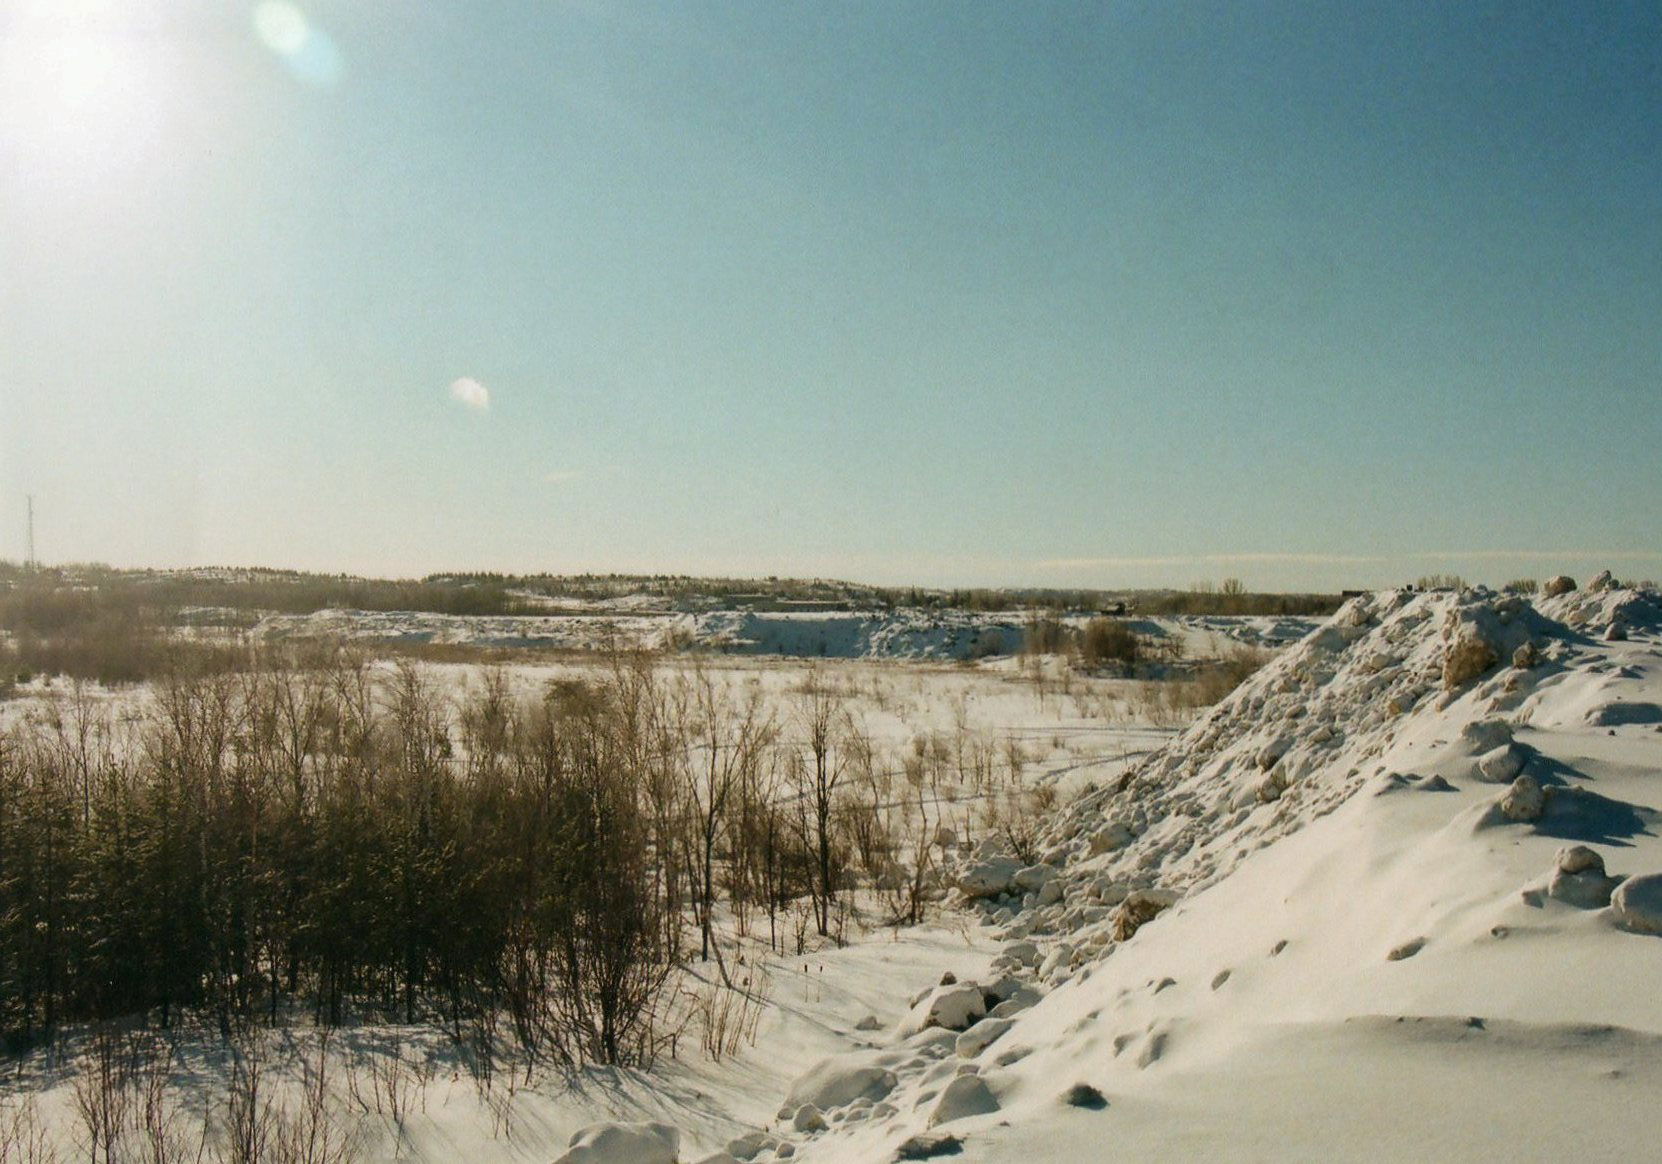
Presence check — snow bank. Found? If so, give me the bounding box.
[783,577,1662,1161]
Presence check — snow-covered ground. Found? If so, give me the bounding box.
[247,606,1317,662]
[770,575,1662,1163]
[9,576,1661,1162]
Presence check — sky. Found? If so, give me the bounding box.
[2,1,1659,592]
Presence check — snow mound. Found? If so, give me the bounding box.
[782,1055,899,1117]
[1039,586,1577,897]
[556,1121,680,1164]
[789,579,1662,1161]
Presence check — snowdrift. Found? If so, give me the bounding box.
[757,575,1662,1162]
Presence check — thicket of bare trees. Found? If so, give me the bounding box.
[0,651,942,1072]
[0,651,682,1069]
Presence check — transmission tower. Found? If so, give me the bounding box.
[25,494,35,569]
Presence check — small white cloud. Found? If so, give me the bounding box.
[544,469,583,485]
[448,377,490,411]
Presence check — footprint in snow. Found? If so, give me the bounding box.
[1135,1029,1168,1068]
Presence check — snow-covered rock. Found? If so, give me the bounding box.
[955,1017,1013,1058]
[724,1131,779,1162]
[901,983,988,1034]
[1475,744,1525,784]
[556,1121,679,1164]
[1548,850,1619,909]
[927,1073,1000,1127]
[1499,775,1545,822]
[1089,820,1134,854]
[956,856,1022,899]
[1459,719,1514,755]
[781,1055,898,1116]
[1013,863,1057,892]
[1610,874,1662,934]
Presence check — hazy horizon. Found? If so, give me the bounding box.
[4,2,1659,591]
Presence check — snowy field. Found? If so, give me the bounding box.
[5,577,1661,1162]
[0,652,1171,1161]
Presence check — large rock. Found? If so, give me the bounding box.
[1459,718,1513,754]
[1610,874,1662,934]
[1255,768,1289,803]
[1476,744,1526,785]
[1256,736,1292,770]
[928,1074,1000,1127]
[1111,888,1178,941]
[1546,844,1617,909]
[556,1122,679,1164]
[1088,821,1134,854]
[956,856,1022,899]
[1542,575,1577,597]
[1013,863,1057,892]
[1499,774,1546,822]
[782,1054,898,1116]
[1557,845,1604,875]
[1441,601,1534,690]
[1443,626,1499,689]
[726,1132,780,1162]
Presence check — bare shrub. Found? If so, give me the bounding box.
[1414,574,1467,591]
[131,1033,206,1164]
[1021,614,1071,657]
[1,1093,58,1164]
[686,965,770,1062]
[269,1032,355,1164]
[74,1025,134,1164]
[221,1042,276,1164]
[1078,618,1139,672]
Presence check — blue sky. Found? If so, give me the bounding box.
[2,1,1659,590]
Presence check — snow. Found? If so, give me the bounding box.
[249,605,1320,662]
[780,580,1662,1161]
[9,579,1662,1160]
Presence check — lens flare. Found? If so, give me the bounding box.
[253,2,308,56]
[253,2,343,88]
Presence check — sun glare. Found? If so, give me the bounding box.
[0,0,173,190]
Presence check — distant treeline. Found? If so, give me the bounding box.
[1129,589,1343,618]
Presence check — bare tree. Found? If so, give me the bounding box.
[673,666,774,966]
[792,672,852,937]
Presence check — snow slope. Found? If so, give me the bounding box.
[769,577,1662,1162]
